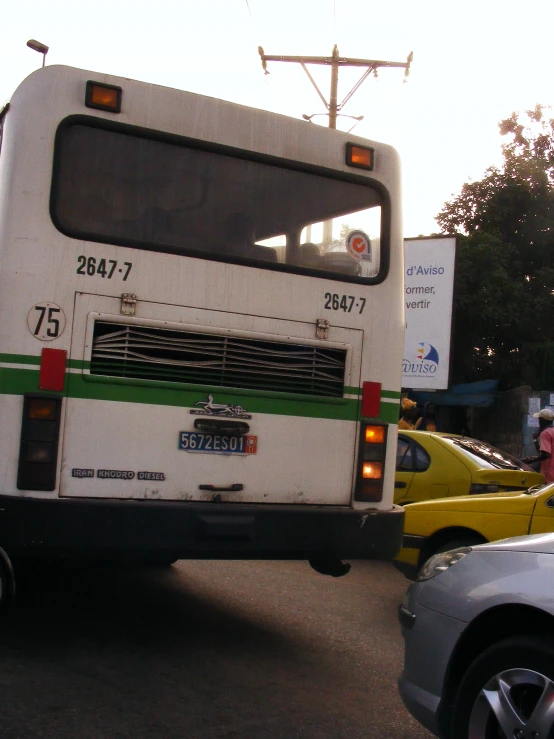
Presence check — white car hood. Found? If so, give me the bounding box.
[475,532,554,554]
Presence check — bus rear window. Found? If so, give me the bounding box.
[51,121,386,282]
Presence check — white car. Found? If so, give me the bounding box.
[398,533,554,738]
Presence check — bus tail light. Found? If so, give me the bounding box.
[17,394,62,491]
[354,422,387,502]
[85,81,122,113]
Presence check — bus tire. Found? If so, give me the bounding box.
[0,547,15,616]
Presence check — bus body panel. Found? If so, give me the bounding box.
[59,292,362,504]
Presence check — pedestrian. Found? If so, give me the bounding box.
[419,402,439,432]
[399,398,422,430]
[521,408,554,483]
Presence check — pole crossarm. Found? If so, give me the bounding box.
[259,53,412,70]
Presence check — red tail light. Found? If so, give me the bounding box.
[361,381,381,418]
[39,348,67,392]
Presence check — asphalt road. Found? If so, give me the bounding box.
[0,559,433,739]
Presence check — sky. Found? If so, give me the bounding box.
[2,0,554,237]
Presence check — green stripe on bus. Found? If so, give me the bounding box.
[0,367,47,395]
[0,355,402,398]
[0,365,400,424]
[0,353,41,366]
[368,403,399,424]
[344,385,401,399]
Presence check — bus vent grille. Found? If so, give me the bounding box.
[90,323,346,397]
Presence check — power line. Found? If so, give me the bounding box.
[244,0,254,23]
[244,0,260,45]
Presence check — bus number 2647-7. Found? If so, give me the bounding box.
[324,293,366,314]
[76,256,133,281]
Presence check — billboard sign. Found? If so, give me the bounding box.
[402,236,456,390]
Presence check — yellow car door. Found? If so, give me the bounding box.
[529,486,554,534]
[395,433,472,505]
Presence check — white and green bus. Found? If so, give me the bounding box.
[0,65,404,603]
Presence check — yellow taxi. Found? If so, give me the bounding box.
[394,481,553,579]
[394,431,543,505]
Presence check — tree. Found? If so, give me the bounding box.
[436,107,554,389]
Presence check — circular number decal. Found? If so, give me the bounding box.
[27,303,66,341]
[346,230,372,261]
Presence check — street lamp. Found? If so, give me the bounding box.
[27,39,49,67]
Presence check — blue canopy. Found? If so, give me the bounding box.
[410,380,498,408]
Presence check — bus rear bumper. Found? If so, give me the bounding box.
[0,496,404,562]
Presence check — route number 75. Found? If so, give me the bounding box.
[27,302,66,341]
[34,306,61,337]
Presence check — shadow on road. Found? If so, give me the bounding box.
[0,560,431,739]
[0,562,332,739]
[3,561,290,656]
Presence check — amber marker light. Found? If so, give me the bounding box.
[28,397,58,420]
[365,425,386,444]
[362,462,383,479]
[346,143,374,171]
[85,81,122,113]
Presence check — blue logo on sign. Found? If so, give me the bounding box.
[418,342,439,365]
[403,342,439,375]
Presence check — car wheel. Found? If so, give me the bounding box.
[450,635,554,739]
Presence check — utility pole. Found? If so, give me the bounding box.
[258,45,413,131]
[258,44,412,244]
